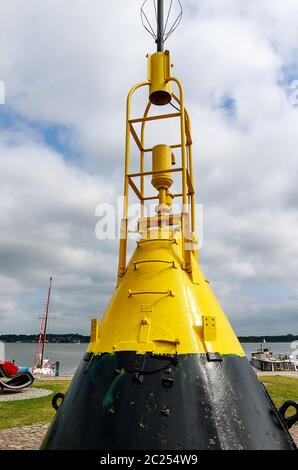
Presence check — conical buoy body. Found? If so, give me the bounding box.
[42,230,296,449]
[42,21,297,447]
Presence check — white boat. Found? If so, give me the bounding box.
[32,358,55,376]
[250,342,297,371]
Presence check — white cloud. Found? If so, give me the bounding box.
[0,130,115,333]
[0,0,297,335]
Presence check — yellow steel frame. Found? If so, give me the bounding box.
[117,76,197,284]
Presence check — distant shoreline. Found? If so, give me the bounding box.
[238,335,298,343]
[1,334,297,344]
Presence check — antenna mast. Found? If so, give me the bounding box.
[33,276,53,369]
[141,0,183,52]
[41,276,53,366]
[156,0,164,51]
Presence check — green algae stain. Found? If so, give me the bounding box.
[102,369,125,408]
[139,417,145,429]
[90,353,117,384]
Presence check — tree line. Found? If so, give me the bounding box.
[0,333,297,344]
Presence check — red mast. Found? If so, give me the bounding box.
[33,276,53,369]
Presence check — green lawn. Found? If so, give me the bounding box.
[0,380,70,429]
[0,376,297,430]
[259,376,298,414]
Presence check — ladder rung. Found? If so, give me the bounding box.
[129,112,181,124]
[137,238,178,246]
[143,143,183,153]
[128,167,183,178]
[138,214,181,230]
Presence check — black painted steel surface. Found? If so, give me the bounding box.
[41,352,296,450]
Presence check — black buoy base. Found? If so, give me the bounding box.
[41,352,296,450]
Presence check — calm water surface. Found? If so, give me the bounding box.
[4,343,86,375]
[3,342,296,375]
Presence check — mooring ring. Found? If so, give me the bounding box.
[279,400,298,429]
[52,392,65,411]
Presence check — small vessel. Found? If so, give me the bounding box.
[33,357,55,376]
[251,340,297,371]
[32,276,55,376]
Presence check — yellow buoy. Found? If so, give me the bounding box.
[42,0,297,450]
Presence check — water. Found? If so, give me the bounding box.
[4,343,86,375]
[2,342,296,375]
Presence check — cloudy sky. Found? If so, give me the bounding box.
[0,0,298,336]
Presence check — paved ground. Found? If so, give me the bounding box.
[34,375,73,381]
[0,387,52,402]
[291,426,298,445]
[0,423,297,450]
[254,370,298,379]
[0,423,49,450]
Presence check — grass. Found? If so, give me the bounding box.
[259,376,298,418]
[0,380,70,430]
[0,376,297,430]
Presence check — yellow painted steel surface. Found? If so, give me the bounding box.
[88,48,245,359]
[148,51,172,105]
[151,144,173,190]
[88,229,244,357]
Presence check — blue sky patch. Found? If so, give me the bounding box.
[0,105,79,161]
[215,94,237,119]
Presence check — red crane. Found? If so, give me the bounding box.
[33,276,53,370]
